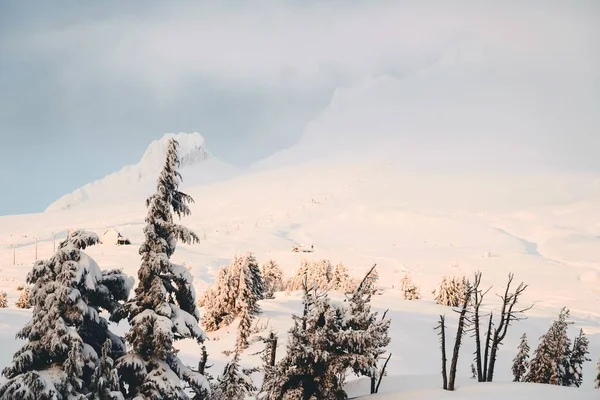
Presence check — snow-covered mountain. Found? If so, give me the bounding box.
[45,132,239,212]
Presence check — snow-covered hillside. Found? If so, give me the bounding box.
[45,132,239,212]
[3,147,600,398]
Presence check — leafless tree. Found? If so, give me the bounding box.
[448,280,474,390]
[469,272,531,382]
[434,315,448,390]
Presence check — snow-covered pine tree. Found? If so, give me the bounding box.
[200,264,237,331]
[0,230,132,400]
[260,260,284,299]
[330,263,356,294]
[564,329,590,388]
[259,286,347,400]
[285,259,333,292]
[400,273,420,300]
[0,291,7,308]
[212,353,256,400]
[89,339,123,400]
[512,333,530,382]
[117,138,209,399]
[201,253,263,334]
[15,286,31,309]
[342,265,391,388]
[525,308,572,385]
[235,254,263,352]
[433,276,468,307]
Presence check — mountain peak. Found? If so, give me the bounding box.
[139,132,210,171]
[45,133,237,212]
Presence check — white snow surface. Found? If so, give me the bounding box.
[4,142,600,398]
[45,132,239,212]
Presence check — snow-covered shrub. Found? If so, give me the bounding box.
[433,276,468,307]
[15,284,24,291]
[212,353,257,400]
[400,273,420,300]
[0,291,7,308]
[261,260,284,299]
[15,287,31,309]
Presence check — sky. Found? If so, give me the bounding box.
[0,1,599,215]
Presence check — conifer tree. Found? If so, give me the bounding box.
[565,329,590,388]
[512,333,530,382]
[89,339,123,400]
[525,308,572,385]
[330,263,354,293]
[235,254,262,351]
[260,260,284,299]
[0,231,131,400]
[212,353,256,400]
[117,138,209,399]
[594,359,600,389]
[260,268,390,400]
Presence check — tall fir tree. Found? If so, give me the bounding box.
[512,333,530,382]
[564,329,590,388]
[235,255,262,351]
[0,231,132,400]
[117,138,209,399]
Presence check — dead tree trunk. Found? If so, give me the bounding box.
[448,283,472,391]
[486,274,531,381]
[468,272,490,382]
[435,315,448,390]
[482,312,493,382]
[198,345,208,375]
[375,353,392,393]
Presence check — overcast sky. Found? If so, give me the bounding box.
[1,0,599,215]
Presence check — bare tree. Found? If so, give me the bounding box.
[435,315,448,390]
[469,272,531,382]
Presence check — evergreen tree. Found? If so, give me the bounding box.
[89,339,123,400]
[512,333,530,382]
[201,253,263,334]
[260,270,390,400]
[342,265,391,385]
[525,308,572,385]
[330,263,356,293]
[260,260,283,299]
[117,138,209,399]
[235,254,262,351]
[212,353,256,400]
[594,358,600,389]
[0,231,131,400]
[433,276,468,307]
[564,329,590,388]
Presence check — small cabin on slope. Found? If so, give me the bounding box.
[101,228,131,246]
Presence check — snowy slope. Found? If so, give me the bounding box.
[3,151,600,398]
[45,132,239,212]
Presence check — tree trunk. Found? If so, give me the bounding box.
[449,290,471,391]
[269,334,278,367]
[438,315,448,390]
[482,313,493,381]
[375,353,392,393]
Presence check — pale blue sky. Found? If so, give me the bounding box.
[1,1,599,215]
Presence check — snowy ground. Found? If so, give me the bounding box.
[2,152,600,398]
